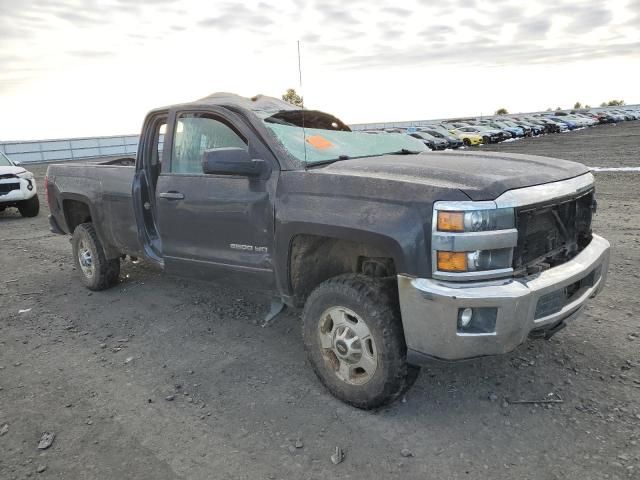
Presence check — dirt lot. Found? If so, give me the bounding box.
[1,122,639,480]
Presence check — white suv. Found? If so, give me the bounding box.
[0,152,39,217]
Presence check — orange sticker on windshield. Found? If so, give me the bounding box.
[306,135,334,149]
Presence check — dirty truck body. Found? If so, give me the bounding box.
[46,93,610,408]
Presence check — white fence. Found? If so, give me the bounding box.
[0,135,139,164]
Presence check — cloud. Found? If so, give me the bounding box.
[331,39,640,70]
[518,18,552,38]
[54,10,104,26]
[68,50,114,58]
[198,4,274,30]
[420,25,455,36]
[565,6,613,33]
[301,33,321,43]
[380,6,411,17]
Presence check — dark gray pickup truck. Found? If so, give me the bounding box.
[46,93,610,408]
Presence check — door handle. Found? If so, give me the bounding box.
[143,202,151,210]
[159,192,185,200]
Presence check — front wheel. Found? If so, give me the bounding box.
[18,195,39,217]
[302,274,419,409]
[71,223,120,290]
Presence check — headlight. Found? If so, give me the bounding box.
[432,202,518,279]
[437,208,514,232]
[17,171,34,180]
[437,248,512,272]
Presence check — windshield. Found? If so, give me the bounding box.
[425,130,444,138]
[0,152,12,167]
[264,113,426,164]
[413,132,435,141]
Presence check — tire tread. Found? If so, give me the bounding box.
[72,223,120,291]
[303,274,419,409]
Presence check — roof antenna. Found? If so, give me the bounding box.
[298,40,307,164]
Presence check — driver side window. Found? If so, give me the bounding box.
[170,114,247,174]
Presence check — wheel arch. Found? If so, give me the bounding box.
[61,193,120,259]
[278,226,406,307]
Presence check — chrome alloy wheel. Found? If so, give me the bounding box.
[78,239,94,279]
[318,306,378,385]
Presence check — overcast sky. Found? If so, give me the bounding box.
[1,0,639,140]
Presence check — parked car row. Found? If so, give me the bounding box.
[363,107,640,149]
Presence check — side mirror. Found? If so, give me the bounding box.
[12,160,21,166]
[202,148,265,177]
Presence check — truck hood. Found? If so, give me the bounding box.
[314,150,589,201]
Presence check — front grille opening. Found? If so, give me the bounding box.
[513,189,594,274]
[0,182,20,195]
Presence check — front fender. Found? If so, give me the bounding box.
[273,196,430,299]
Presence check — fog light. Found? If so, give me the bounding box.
[457,307,498,334]
[459,308,473,328]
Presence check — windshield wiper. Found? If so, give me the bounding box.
[306,155,351,168]
[383,149,422,155]
[306,150,421,169]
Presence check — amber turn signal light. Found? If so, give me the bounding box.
[437,211,464,232]
[437,251,467,272]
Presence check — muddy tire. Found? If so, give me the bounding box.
[18,195,39,217]
[302,274,419,409]
[71,223,120,290]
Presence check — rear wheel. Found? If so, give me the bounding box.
[302,274,419,409]
[18,195,39,217]
[71,223,120,290]
[463,138,471,146]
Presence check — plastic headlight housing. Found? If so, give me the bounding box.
[437,208,515,232]
[437,248,512,272]
[17,171,34,180]
[465,248,512,271]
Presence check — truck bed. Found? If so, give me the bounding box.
[46,159,142,257]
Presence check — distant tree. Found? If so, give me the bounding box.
[546,107,552,112]
[495,107,508,115]
[600,102,608,107]
[574,102,582,109]
[605,99,625,106]
[282,88,304,107]
[555,107,562,111]
[584,104,591,109]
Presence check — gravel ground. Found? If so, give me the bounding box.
[1,122,639,480]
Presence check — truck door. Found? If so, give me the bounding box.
[154,108,277,290]
[132,111,168,264]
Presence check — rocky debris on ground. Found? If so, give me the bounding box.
[331,446,344,465]
[401,448,414,458]
[37,432,55,450]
